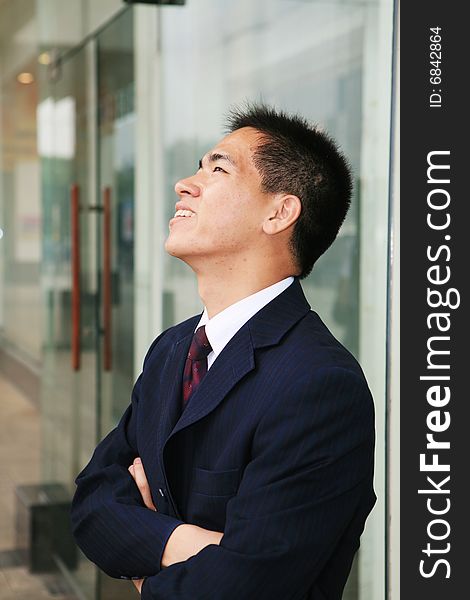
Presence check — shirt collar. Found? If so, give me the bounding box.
[196,276,294,360]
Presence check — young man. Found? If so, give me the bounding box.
[71,105,376,599]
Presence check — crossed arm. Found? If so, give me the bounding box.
[71,366,375,599]
[127,457,223,593]
[70,369,226,590]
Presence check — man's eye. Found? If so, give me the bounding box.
[213,166,227,173]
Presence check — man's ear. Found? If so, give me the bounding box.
[262,194,302,235]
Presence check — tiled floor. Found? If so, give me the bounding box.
[0,374,77,600]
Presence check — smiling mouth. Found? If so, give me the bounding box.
[173,209,196,219]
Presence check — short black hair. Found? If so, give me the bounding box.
[225,103,353,279]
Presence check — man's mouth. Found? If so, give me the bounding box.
[173,209,196,218]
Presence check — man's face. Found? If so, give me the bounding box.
[165,127,270,267]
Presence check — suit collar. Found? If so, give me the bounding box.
[248,277,311,348]
[160,277,310,440]
[196,276,295,362]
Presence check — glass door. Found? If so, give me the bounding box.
[40,8,136,600]
[97,9,136,438]
[40,36,99,599]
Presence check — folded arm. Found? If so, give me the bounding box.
[70,372,185,578]
[128,458,223,594]
[70,335,223,579]
[140,367,376,600]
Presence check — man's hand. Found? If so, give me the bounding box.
[128,458,154,595]
[161,523,223,568]
[128,457,157,511]
[132,578,144,594]
[129,526,224,594]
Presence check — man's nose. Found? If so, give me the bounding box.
[174,176,201,197]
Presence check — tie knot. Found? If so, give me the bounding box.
[188,326,212,361]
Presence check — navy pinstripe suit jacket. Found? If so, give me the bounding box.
[70,278,376,599]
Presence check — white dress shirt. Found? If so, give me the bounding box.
[195,276,294,370]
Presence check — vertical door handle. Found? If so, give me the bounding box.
[103,187,112,371]
[71,183,81,371]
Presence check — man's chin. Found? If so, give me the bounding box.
[165,238,183,258]
[164,239,193,263]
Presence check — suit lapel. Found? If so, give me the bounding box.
[155,330,193,450]
[169,324,255,439]
[161,278,311,447]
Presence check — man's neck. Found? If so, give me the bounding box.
[196,270,294,319]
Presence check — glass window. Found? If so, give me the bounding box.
[0,1,42,363]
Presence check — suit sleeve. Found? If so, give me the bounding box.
[70,335,185,579]
[141,366,376,600]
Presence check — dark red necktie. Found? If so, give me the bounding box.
[182,325,212,409]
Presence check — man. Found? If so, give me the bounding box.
[71,104,376,599]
